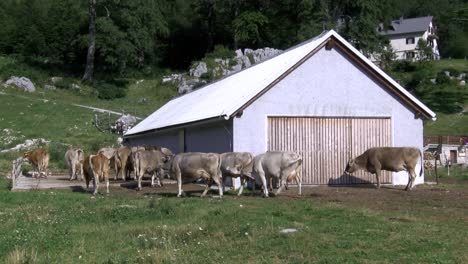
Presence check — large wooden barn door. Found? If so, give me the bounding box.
[268,117,392,185]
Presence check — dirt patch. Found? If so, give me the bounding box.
[9,173,468,223]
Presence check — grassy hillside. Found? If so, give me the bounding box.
[0,56,177,174]
[387,59,468,136]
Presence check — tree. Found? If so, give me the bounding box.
[416,39,433,61]
[232,11,268,47]
[83,0,96,81]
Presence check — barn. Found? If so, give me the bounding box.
[124,30,436,187]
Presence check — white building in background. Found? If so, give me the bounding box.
[379,16,440,61]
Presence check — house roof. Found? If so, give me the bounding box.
[381,16,433,36]
[125,30,436,136]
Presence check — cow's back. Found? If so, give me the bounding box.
[367,147,420,170]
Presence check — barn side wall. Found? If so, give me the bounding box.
[125,119,233,154]
[233,47,424,185]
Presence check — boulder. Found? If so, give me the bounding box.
[5,76,36,92]
[49,76,63,84]
[115,114,137,135]
[44,84,56,90]
[460,80,466,86]
[190,62,208,78]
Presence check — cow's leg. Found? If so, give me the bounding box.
[79,163,84,181]
[237,177,246,196]
[375,169,381,189]
[258,171,269,197]
[121,160,127,181]
[151,172,155,187]
[176,168,184,197]
[69,162,74,181]
[274,177,286,196]
[212,176,223,197]
[137,170,143,191]
[200,182,210,197]
[297,168,302,196]
[406,169,416,191]
[92,173,99,195]
[114,162,119,181]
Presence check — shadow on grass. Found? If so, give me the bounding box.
[70,186,89,193]
[328,174,374,187]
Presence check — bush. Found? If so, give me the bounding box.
[94,80,128,100]
[54,78,74,90]
[47,142,68,170]
[436,71,451,84]
[205,45,235,59]
[392,60,417,72]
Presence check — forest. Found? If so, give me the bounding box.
[0,0,467,79]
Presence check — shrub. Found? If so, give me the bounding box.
[392,60,417,72]
[94,80,128,100]
[436,71,451,85]
[205,45,235,59]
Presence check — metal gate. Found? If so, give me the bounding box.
[268,117,392,185]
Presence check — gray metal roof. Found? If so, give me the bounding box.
[381,16,433,36]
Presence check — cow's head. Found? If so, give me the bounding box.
[344,158,357,174]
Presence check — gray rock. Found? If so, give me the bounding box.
[49,76,63,84]
[279,228,298,234]
[458,73,466,80]
[44,84,56,90]
[430,78,437,84]
[138,97,148,104]
[444,71,450,77]
[5,76,36,92]
[71,84,81,90]
[115,114,137,135]
[460,80,466,86]
[190,62,208,78]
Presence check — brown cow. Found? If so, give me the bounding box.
[344,147,423,191]
[23,148,49,178]
[83,153,110,195]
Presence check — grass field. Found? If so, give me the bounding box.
[0,56,468,263]
[0,167,467,263]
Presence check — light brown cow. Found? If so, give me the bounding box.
[114,146,132,180]
[170,152,223,198]
[23,148,49,178]
[83,153,110,195]
[133,149,169,191]
[344,147,423,191]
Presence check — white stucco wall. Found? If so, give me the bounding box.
[233,47,425,186]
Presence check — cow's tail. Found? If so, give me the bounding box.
[217,154,223,180]
[89,155,95,178]
[419,149,423,177]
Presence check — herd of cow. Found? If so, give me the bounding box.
[19,146,423,197]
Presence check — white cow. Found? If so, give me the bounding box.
[65,148,84,181]
[253,152,302,197]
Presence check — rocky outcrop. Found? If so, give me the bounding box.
[163,47,282,94]
[5,76,36,92]
[114,114,137,135]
